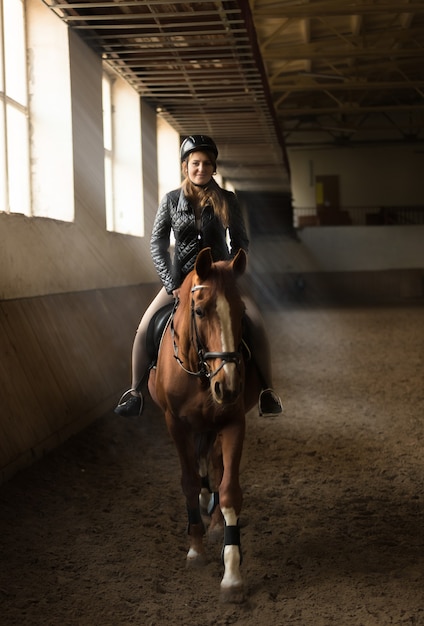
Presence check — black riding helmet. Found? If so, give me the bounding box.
[180,135,218,162]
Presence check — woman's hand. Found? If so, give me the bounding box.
[172,288,181,300]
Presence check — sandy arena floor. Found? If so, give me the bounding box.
[0,303,423,625]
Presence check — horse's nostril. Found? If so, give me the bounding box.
[214,381,222,399]
[213,380,241,405]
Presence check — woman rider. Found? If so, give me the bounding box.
[114,134,282,417]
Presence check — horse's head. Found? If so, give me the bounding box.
[187,247,247,406]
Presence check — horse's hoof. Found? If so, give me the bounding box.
[186,552,207,569]
[219,583,245,604]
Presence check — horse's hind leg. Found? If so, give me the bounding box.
[186,507,206,566]
[199,437,224,537]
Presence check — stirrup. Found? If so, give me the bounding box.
[114,388,144,417]
[258,388,283,417]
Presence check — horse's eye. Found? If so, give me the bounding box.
[195,307,204,318]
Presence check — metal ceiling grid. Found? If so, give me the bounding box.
[44,0,291,191]
[43,0,424,189]
[250,0,424,149]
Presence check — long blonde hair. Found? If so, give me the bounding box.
[181,151,230,228]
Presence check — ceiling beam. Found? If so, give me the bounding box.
[261,46,424,60]
[253,3,424,18]
[272,80,424,92]
[46,0,221,6]
[277,103,424,116]
[62,10,242,21]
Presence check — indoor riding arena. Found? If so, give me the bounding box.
[1,2,424,626]
[1,294,423,626]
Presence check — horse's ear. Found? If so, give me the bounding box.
[231,248,247,277]
[195,247,213,280]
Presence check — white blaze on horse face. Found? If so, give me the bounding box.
[216,293,237,388]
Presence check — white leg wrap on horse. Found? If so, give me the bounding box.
[220,507,243,589]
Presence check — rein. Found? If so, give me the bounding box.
[171,284,242,379]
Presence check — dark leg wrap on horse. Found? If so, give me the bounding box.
[221,521,243,565]
[186,506,205,535]
[224,523,240,547]
[201,475,211,491]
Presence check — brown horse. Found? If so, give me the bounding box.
[148,247,260,603]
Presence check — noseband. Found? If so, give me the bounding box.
[172,284,242,379]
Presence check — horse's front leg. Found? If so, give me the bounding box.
[219,418,246,603]
[166,413,206,566]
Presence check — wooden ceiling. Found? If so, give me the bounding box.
[44,0,424,193]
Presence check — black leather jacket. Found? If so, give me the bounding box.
[150,188,249,294]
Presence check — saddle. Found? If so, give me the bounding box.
[145,301,254,366]
[146,302,175,363]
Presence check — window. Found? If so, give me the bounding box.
[157,117,180,246]
[102,68,143,235]
[1,0,74,220]
[102,73,114,230]
[27,0,73,221]
[0,0,31,215]
[157,116,180,202]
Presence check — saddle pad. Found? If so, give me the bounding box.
[146,302,174,362]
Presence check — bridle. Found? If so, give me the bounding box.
[171,284,242,379]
